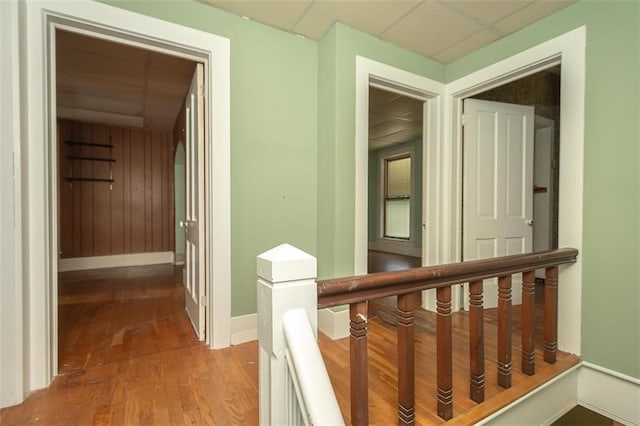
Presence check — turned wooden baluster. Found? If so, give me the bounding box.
[468,280,485,403]
[521,271,536,375]
[544,266,558,363]
[497,275,512,389]
[350,301,369,426]
[397,292,420,425]
[436,286,453,420]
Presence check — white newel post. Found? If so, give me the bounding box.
[257,244,318,425]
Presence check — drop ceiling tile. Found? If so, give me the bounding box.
[369,139,391,151]
[371,127,423,145]
[57,30,149,65]
[433,29,501,63]
[148,52,196,76]
[440,0,533,25]
[57,92,143,116]
[370,87,402,107]
[57,74,144,98]
[57,47,147,85]
[381,1,484,57]
[494,0,575,34]
[294,0,419,40]
[370,120,421,140]
[371,95,423,117]
[370,113,392,127]
[204,0,311,31]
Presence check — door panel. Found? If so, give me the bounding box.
[184,63,205,340]
[463,99,534,309]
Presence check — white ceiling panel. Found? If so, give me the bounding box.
[442,0,533,25]
[197,0,576,63]
[433,29,501,63]
[294,0,419,40]
[494,0,575,34]
[369,86,423,150]
[56,30,196,132]
[381,1,484,57]
[204,0,311,30]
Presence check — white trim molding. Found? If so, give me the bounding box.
[58,252,175,272]
[318,308,350,340]
[0,0,25,409]
[477,364,581,425]
[21,0,231,397]
[477,362,640,426]
[230,314,258,345]
[578,362,640,425]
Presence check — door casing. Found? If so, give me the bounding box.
[20,0,231,393]
[445,27,586,356]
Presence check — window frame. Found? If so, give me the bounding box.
[381,152,413,241]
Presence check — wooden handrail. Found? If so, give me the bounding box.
[317,248,578,425]
[317,248,578,308]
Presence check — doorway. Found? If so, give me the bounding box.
[367,86,424,273]
[445,27,585,355]
[460,66,561,309]
[21,1,231,387]
[55,30,204,372]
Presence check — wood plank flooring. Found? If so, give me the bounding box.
[58,265,199,373]
[1,262,579,425]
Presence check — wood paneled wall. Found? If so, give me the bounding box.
[58,120,175,258]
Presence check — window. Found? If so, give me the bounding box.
[384,155,411,239]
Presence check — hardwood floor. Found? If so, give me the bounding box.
[58,265,199,373]
[1,263,579,425]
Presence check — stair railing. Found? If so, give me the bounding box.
[316,248,578,425]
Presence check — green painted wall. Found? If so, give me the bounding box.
[447,0,640,378]
[317,23,443,280]
[103,0,318,316]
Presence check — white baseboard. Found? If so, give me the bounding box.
[58,251,175,272]
[477,364,581,425]
[231,313,257,345]
[318,307,350,340]
[578,362,640,425]
[476,362,640,426]
[233,308,350,345]
[368,240,421,258]
[174,252,185,266]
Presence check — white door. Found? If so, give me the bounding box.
[462,99,534,309]
[184,63,205,339]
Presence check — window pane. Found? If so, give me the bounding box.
[385,199,410,239]
[387,157,411,197]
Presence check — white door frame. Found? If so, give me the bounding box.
[355,56,444,275]
[22,0,231,392]
[444,27,586,355]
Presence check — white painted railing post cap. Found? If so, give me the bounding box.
[257,244,317,283]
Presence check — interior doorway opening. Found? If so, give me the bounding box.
[467,65,560,250]
[460,66,561,309]
[55,29,204,373]
[367,86,424,274]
